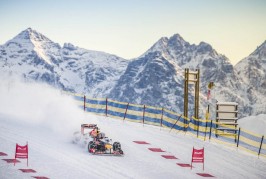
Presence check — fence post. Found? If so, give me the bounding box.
[160,108,164,129]
[143,105,146,125]
[184,116,188,132]
[106,98,108,117]
[209,120,213,140]
[215,121,218,138]
[84,95,86,112]
[258,135,264,157]
[237,128,241,147]
[123,103,129,122]
[204,119,208,141]
[169,115,182,133]
[197,118,199,138]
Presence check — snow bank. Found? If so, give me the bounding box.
[0,75,84,138]
[238,114,266,136]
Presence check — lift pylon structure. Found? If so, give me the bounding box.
[183,68,200,124]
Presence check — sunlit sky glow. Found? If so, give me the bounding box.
[0,0,266,65]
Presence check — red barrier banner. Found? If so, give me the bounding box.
[14,143,28,166]
[191,147,204,170]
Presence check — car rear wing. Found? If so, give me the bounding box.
[81,124,97,135]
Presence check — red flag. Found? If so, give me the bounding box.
[191,147,204,170]
[14,143,28,166]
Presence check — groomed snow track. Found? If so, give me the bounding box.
[1,113,266,179]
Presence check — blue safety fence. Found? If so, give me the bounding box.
[85,97,106,115]
[261,139,266,158]
[187,117,265,156]
[106,99,128,119]
[67,93,265,158]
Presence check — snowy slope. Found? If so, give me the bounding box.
[0,79,266,179]
[238,114,266,136]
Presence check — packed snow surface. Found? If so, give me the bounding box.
[238,114,266,136]
[0,79,266,179]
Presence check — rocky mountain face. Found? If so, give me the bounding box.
[234,41,266,116]
[0,28,61,86]
[58,43,129,97]
[1,28,265,118]
[0,28,129,97]
[109,34,245,117]
[109,51,184,112]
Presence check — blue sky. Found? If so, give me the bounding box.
[0,0,266,64]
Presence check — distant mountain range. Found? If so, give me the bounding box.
[1,28,266,118]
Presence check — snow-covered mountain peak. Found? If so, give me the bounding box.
[235,40,266,71]
[144,33,192,61]
[168,33,189,48]
[256,40,266,51]
[8,28,53,44]
[196,41,217,56]
[251,40,266,59]
[10,28,32,41]
[3,28,61,65]
[63,43,77,51]
[4,28,34,49]
[25,27,51,42]
[198,41,212,50]
[147,37,168,53]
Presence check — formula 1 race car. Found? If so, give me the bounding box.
[88,137,124,156]
[73,124,124,156]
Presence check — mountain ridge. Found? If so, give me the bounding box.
[1,28,266,118]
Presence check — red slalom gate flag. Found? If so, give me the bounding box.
[14,142,28,166]
[191,147,204,170]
